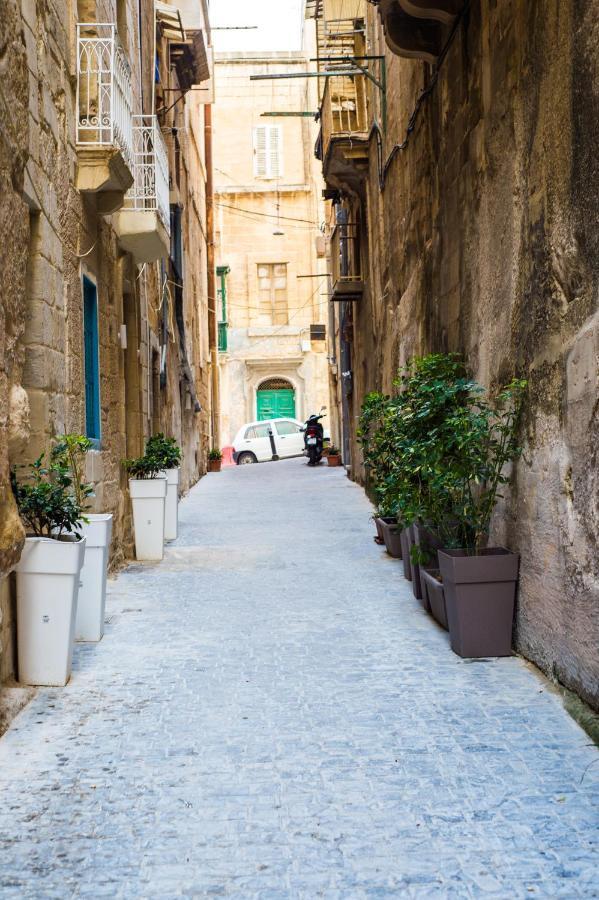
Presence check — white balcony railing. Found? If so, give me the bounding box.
[124,116,171,234]
[76,23,134,171]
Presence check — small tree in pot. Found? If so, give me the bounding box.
[146,434,182,542]
[124,451,167,561]
[326,446,341,467]
[435,377,527,657]
[11,451,89,686]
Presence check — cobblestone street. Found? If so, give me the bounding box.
[0,458,597,898]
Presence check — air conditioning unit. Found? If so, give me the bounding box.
[310,324,326,341]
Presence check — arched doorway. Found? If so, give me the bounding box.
[256,377,296,420]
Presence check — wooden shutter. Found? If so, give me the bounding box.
[253,126,282,179]
[253,126,268,178]
[83,276,101,442]
[269,126,282,179]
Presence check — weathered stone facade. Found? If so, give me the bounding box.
[0,0,216,681]
[317,1,599,708]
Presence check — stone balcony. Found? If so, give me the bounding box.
[317,70,370,195]
[76,23,134,213]
[113,116,171,263]
[330,222,364,301]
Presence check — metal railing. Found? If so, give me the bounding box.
[331,223,362,287]
[76,23,134,171]
[320,73,367,156]
[124,116,171,233]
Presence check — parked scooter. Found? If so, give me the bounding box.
[302,407,326,466]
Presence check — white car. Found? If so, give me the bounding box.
[232,418,330,465]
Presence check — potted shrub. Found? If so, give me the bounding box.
[208,449,222,473]
[326,446,342,467]
[52,434,113,643]
[146,433,182,542]
[435,378,527,658]
[11,454,87,686]
[124,453,167,561]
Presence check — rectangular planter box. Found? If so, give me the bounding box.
[421,568,447,629]
[15,536,86,686]
[76,513,113,642]
[439,548,519,658]
[374,517,385,543]
[162,467,180,542]
[413,523,444,599]
[129,477,167,561]
[409,524,423,600]
[380,518,402,559]
[400,527,412,581]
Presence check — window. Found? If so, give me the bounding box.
[83,276,101,444]
[257,263,288,325]
[275,420,301,436]
[245,424,272,440]
[253,126,283,179]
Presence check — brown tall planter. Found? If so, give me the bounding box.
[379,519,403,559]
[327,454,341,467]
[413,524,444,599]
[400,528,412,581]
[374,517,385,543]
[438,548,519,658]
[409,525,423,601]
[421,568,447,629]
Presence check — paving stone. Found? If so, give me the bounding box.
[0,458,597,898]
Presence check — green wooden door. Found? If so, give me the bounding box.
[257,389,296,421]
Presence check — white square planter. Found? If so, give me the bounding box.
[75,513,113,643]
[162,467,180,542]
[129,477,167,560]
[15,536,86,686]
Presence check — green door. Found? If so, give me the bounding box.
[257,388,296,420]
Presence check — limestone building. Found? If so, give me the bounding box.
[212,34,330,445]
[310,0,599,709]
[0,0,217,682]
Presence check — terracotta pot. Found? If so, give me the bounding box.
[327,454,341,467]
[421,568,447,628]
[400,528,412,581]
[208,459,222,472]
[438,548,519,658]
[408,524,423,600]
[379,519,402,558]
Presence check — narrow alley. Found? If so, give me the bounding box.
[0,459,596,898]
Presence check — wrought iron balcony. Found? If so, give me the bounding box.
[114,116,171,261]
[125,117,170,230]
[76,23,134,206]
[330,223,364,301]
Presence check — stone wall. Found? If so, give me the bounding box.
[339,1,599,707]
[0,0,216,678]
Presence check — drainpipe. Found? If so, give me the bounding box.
[204,102,220,450]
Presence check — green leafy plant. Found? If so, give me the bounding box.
[358,354,527,555]
[123,455,164,480]
[327,445,340,456]
[208,448,222,461]
[11,455,86,538]
[145,433,182,470]
[51,433,94,510]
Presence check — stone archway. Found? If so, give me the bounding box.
[256,377,296,421]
